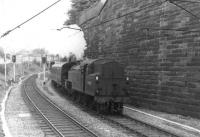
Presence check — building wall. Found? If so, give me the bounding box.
[80,0,200,118]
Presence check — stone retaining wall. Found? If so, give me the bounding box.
[80,0,200,118]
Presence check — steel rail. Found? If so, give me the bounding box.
[48,79,180,137]
[23,76,98,137]
[124,106,200,136]
[106,115,180,137]
[23,83,65,137]
[31,81,98,137]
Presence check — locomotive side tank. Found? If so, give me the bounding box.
[67,58,129,113]
[66,59,94,98]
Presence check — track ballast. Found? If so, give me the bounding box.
[22,75,98,137]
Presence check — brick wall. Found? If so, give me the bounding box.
[80,0,200,118]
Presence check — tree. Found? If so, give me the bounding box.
[68,52,77,62]
[61,56,68,62]
[31,48,48,56]
[64,0,99,25]
[0,47,10,59]
[55,54,60,61]
[0,47,4,58]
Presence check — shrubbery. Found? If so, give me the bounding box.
[64,0,99,25]
[33,59,41,66]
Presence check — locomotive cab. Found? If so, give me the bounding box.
[85,59,128,113]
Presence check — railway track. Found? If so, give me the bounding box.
[105,115,180,137]
[23,75,181,137]
[52,87,180,137]
[22,76,99,137]
[50,80,182,137]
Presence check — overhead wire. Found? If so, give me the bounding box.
[172,0,200,3]
[83,0,200,56]
[141,0,200,33]
[141,27,200,33]
[167,0,200,21]
[79,0,200,33]
[0,0,62,39]
[79,0,109,26]
[60,0,167,38]
[2,0,198,39]
[1,0,190,59]
[78,0,200,58]
[77,0,200,34]
[81,0,168,30]
[1,0,200,42]
[75,0,200,47]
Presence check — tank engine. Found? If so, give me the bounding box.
[50,58,129,114]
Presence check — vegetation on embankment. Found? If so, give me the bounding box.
[64,0,99,25]
[0,62,42,89]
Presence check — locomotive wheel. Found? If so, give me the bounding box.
[68,89,72,97]
[65,89,69,95]
[85,95,94,108]
[100,104,104,113]
[90,100,96,110]
[54,82,58,87]
[79,94,84,104]
[72,92,76,101]
[109,102,114,114]
[103,103,109,114]
[82,94,87,106]
[118,107,123,115]
[85,95,89,106]
[118,103,123,114]
[95,103,106,114]
[76,93,80,103]
[106,103,110,114]
[96,103,100,113]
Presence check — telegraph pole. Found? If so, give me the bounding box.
[0,0,63,87]
[21,56,23,76]
[12,55,16,82]
[28,55,30,69]
[42,55,46,85]
[4,51,7,86]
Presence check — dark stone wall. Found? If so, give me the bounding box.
[80,0,200,118]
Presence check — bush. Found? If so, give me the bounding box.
[33,59,40,66]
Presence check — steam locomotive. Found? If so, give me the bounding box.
[50,58,129,114]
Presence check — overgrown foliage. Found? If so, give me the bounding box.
[0,47,4,58]
[60,53,77,62]
[64,0,99,25]
[0,47,11,59]
[33,59,41,66]
[31,48,48,56]
[61,56,68,62]
[68,52,77,62]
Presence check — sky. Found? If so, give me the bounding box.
[0,0,86,58]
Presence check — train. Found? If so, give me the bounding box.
[50,58,129,114]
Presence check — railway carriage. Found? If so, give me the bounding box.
[50,62,77,87]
